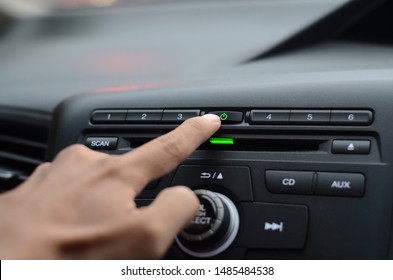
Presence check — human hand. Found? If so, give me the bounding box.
[0,114,220,259]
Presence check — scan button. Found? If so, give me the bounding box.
[85,137,118,150]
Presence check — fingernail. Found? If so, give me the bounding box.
[202,114,221,124]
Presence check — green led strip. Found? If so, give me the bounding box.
[209,138,234,145]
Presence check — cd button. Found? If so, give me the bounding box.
[265,170,313,195]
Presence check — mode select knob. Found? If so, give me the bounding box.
[176,189,239,258]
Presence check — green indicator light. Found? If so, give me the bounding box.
[219,112,228,121]
[210,138,234,145]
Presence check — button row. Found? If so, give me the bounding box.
[92,109,373,126]
[92,110,201,124]
[250,110,372,125]
[265,170,365,197]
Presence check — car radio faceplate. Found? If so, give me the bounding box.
[47,83,393,259]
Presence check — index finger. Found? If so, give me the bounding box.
[118,114,221,193]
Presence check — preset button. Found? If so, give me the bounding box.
[126,110,163,123]
[91,110,127,123]
[290,110,330,124]
[250,110,290,124]
[330,110,373,125]
[162,110,200,123]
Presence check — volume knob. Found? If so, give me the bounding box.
[176,189,239,258]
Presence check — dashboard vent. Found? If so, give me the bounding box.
[0,109,49,192]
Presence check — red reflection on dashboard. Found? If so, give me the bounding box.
[84,51,168,77]
[91,84,159,93]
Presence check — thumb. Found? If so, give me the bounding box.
[136,186,199,257]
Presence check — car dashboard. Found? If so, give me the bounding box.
[1,0,393,259]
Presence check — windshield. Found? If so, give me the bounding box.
[0,0,167,18]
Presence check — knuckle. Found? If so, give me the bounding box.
[34,162,51,173]
[56,144,91,161]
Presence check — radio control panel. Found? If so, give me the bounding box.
[47,86,393,259]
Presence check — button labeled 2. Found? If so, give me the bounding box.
[126,110,163,123]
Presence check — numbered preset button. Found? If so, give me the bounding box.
[330,110,373,125]
[91,110,127,123]
[126,110,163,123]
[289,110,330,124]
[250,110,290,124]
[162,110,200,123]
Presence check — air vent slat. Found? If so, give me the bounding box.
[0,134,47,149]
[0,108,49,192]
[0,151,43,166]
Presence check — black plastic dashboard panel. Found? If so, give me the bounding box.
[48,79,393,259]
